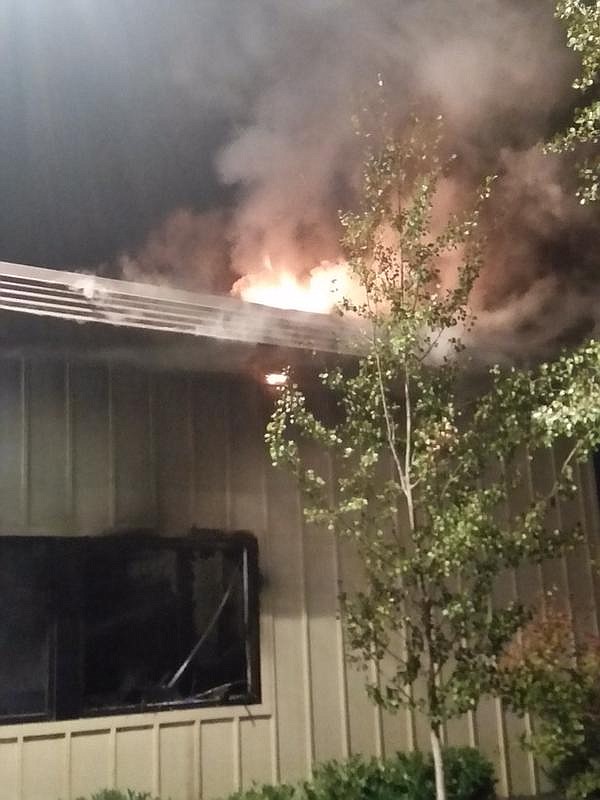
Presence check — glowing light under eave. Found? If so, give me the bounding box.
[265,372,288,386]
[233,258,353,315]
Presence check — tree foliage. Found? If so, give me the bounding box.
[547,0,600,202]
[265,114,600,800]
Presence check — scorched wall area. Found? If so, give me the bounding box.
[0,355,599,800]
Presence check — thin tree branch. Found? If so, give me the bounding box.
[373,325,407,496]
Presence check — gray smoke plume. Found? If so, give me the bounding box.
[113,0,599,354]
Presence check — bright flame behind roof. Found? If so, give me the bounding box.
[233,256,354,315]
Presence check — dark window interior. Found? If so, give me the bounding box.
[0,530,260,722]
[0,540,52,719]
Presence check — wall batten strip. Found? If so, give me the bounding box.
[187,375,196,526]
[467,710,477,749]
[19,358,29,530]
[152,723,160,797]
[224,380,232,530]
[64,731,71,800]
[193,719,201,800]
[16,735,23,800]
[108,727,117,789]
[298,507,316,771]
[494,697,510,798]
[328,451,350,760]
[257,395,281,784]
[64,361,74,530]
[148,374,159,526]
[233,717,241,791]
[107,364,116,530]
[523,714,539,796]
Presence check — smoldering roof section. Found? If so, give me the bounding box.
[0,261,358,356]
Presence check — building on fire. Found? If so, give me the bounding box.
[0,261,598,800]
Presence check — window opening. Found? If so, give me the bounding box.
[0,531,260,722]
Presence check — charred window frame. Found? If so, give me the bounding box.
[0,530,260,723]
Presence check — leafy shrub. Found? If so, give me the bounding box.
[225,784,299,800]
[223,748,494,800]
[500,609,600,799]
[442,748,496,800]
[308,753,415,800]
[71,749,494,800]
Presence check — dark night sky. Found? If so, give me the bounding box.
[0,0,597,348]
[0,0,236,269]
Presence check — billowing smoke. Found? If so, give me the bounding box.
[112,0,598,354]
[118,210,233,294]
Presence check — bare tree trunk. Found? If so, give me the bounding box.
[430,725,447,800]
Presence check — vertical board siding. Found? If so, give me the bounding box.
[502,627,537,796]
[338,538,383,758]
[506,449,540,797]
[580,459,600,631]
[239,717,272,789]
[28,361,68,532]
[301,425,349,764]
[0,357,599,797]
[493,451,532,799]
[70,730,111,800]
[22,735,66,800]
[200,720,236,799]
[472,462,510,785]
[115,727,154,795]
[71,364,111,534]
[112,368,154,529]
[556,440,598,642]
[226,383,280,785]
[154,373,194,533]
[265,448,312,781]
[158,723,196,800]
[0,359,24,530]
[0,739,19,800]
[474,697,507,787]
[257,381,315,783]
[304,524,348,763]
[192,378,229,530]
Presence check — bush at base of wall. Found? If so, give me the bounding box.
[224,747,496,800]
[69,747,496,800]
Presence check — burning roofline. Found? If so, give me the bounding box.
[0,261,359,355]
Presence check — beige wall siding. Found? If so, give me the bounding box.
[0,355,598,799]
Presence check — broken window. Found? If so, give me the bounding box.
[0,531,260,722]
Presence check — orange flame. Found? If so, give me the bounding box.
[233,256,355,314]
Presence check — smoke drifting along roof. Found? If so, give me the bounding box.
[1,1,598,355]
